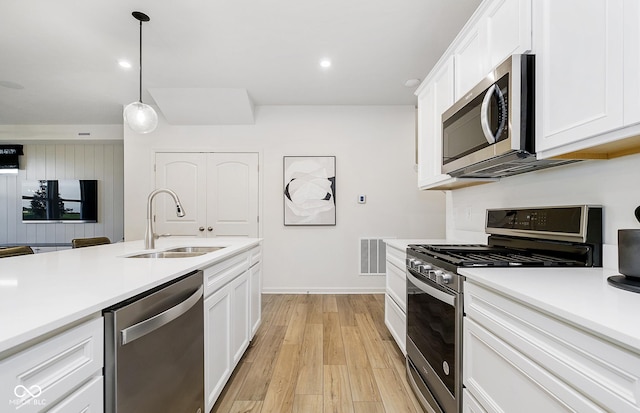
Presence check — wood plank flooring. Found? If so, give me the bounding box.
[211,294,423,413]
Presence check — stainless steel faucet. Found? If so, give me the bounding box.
[145,188,185,249]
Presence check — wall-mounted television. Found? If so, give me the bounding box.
[22,180,98,223]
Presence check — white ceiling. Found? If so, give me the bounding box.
[0,0,481,125]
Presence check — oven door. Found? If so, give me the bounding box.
[406,269,461,413]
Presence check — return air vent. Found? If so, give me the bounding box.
[359,238,389,276]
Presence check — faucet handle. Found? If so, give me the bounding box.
[154,233,172,239]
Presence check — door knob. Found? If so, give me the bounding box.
[207,227,213,232]
[199,227,205,232]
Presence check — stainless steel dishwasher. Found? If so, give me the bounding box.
[104,270,204,413]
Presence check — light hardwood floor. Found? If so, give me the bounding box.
[211,294,424,413]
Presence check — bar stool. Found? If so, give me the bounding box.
[71,237,111,249]
[0,246,34,258]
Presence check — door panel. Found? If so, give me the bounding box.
[206,153,259,237]
[155,153,207,237]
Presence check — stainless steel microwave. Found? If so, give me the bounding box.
[441,54,576,178]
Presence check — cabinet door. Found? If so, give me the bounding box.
[534,0,624,154]
[230,270,250,366]
[454,25,487,99]
[463,389,488,413]
[46,376,103,413]
[155,152,207,237]
[485,0,532,70]
[624,0,640,126]
[204,285,232,412]
[206,153,259,237]
[464,318,607,413]
[417,56,455,187]
[249,262,262,336]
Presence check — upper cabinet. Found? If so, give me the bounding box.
[454,0,532,100]
[417,56,455,188]
[417,0,530,190]
[416,0,640,190]
[534,0,624,157]
[532,0,640,159]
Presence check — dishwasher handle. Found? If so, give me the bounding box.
[121,285,204,345]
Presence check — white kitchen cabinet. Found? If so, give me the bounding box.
[384,242,407,354]
[464,281,640,413]
[203,245,262,413]
[0,317,103,413]
[454,0,532,99]
[230,270,250,366]
[249,247,262,336]
[624,0,640,126]
[454,25,485,99]
[463,389,488,413]
[46,376,103,413]
[484,0,532,77]
[155,152,259,237]
[533,0,624,158]
[204,282,232,411]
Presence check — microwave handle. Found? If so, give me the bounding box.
[480,84,507,145]
[480,84,498,144]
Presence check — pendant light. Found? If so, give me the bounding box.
[123,11,158,134]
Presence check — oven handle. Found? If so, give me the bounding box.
[407,271,456,306]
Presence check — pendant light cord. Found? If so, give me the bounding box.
[138,19,143,103]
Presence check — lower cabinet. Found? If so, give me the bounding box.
[204,245,262,412]
[464,281,640,413]
[0,317,103,413]
[384,242,407,355]
[205,283,233,410]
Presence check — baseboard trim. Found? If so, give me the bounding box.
[262,287,385,294]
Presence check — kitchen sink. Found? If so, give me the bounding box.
[127,251,207,259]
[164,246,226,253]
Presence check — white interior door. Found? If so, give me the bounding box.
[155,153,207,237]
[206,153,259,237]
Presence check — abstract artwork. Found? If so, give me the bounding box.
[283,156,336,226]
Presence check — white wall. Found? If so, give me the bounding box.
[0,142,124,245]
[124,105,446,293]
[447,152,640,268]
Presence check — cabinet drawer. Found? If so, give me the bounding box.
[465,318,606,413]
[0,317,103,412]
[385,244,406,270]
[204,251,249,297]
[385,293,406,356]
[386,261,406,311]
[249,246,262,267]
[465,282,640,412]
[47,376,103,413]
[463,388,488,413]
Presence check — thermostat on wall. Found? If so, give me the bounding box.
[358,195,366,204]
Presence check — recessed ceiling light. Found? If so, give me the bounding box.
[404,78,421,87]
[320,59,332,68]
[118,60,132,69]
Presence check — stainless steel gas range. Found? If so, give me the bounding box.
[405,205,603,413]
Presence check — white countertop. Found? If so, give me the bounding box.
[0,237,261,355]
[384,239,452,250]
[460,266,640,352]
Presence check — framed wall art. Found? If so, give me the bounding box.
[283,156,336,226]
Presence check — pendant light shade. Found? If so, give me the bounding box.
[123,101,158,134]
[124,11,158,134]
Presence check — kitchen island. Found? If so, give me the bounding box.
[0,237,261,412]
